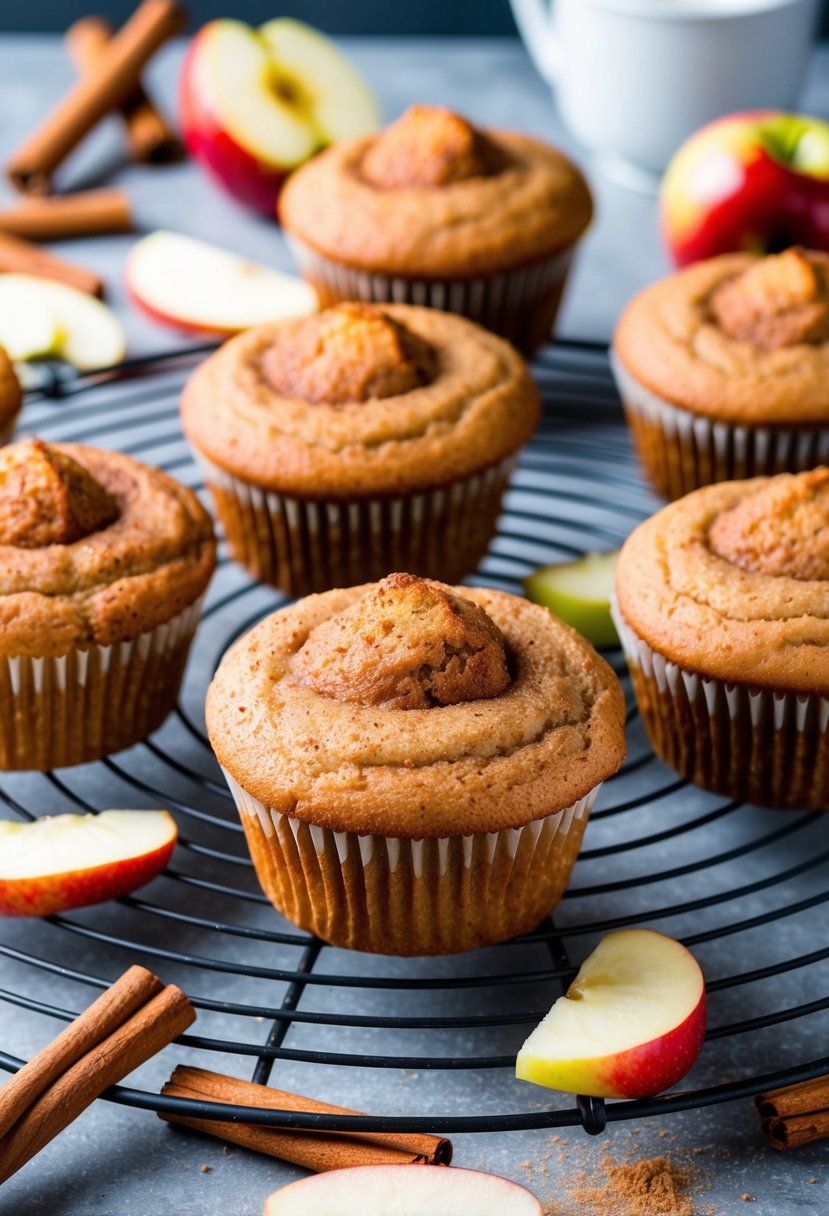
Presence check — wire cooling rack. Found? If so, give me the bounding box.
[1,338,827,1140]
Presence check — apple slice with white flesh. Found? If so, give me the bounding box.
[126,231,318,336]
[179,17,379,216]
[0,307,59,363]
[516,929,707,1100]
[0,810,178,917]
[264,1165,542,1216]
[524,551,619,648]
[0,275,125,369]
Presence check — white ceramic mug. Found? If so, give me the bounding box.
[510,0,819,176]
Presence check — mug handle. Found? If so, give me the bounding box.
[509,0,561,83]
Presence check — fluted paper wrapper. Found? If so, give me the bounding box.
[224,770,597,955]
[0,600,203,770]
[612,354,829,501]
[286,235,574,356]
[612,600,829,810]
[196,452,515,596]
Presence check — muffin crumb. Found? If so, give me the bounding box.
[361,103,508,189]
[710,248,829,350]
[0,439,119,548]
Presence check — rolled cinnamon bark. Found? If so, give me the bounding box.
[756,1076,829,1150]
[160,1066,452,1171]
[6,0,186,194]
[0,190,132,241]
[0,232,104,296]
[66,16,183,164]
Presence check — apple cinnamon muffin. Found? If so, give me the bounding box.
[613,248,829,500]
[181,301,539,595]
[279,104,593,355]
[207,573,626,955]
[613,469,829,809]
[0,347,22,445]
[0,439,215,769]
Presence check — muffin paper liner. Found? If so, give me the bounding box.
[224,769,598,955]
[611,354,829,501]
[612,599,829,811]
[286,234,575,355]
[195,451,516,596]
[0,599,203,770]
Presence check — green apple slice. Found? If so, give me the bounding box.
[524,550,619,647]
[0,275,125,370]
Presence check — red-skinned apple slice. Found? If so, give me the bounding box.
[180,18,379,216]
[264,1165,542,1216]
[0,810,178,917]
[126,231,318,336]
[516,929,706,1100]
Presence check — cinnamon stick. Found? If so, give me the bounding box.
[0,189,132,241]
[0,982,194,1184]
[6,0,187,194]
[0,965,161,1140]
[756,1076,829,1150]
[66,16,183,164]
[0,231,104,296]
[160,1066,452,1171]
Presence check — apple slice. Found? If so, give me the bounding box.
[0,810,178,917]
[524,551,619,648]
[265,1165,542,1216]
[126,230,318,336]
[0,307,59,363]
[0,275,125,369]
[179,18,379,216]
[516,929,706,1100]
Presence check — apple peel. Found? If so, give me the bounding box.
[0,810,178,917]
[516,929,707,1100]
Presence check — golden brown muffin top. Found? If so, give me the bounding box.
[181,303,540,497]
[279,104,593,278]
[0,346,22,431]
[0,440,216,658]
[614,249,829,425]
[206,575,626,836]
[616,469,829,694]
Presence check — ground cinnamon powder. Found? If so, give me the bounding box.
[540,1149,698,1216]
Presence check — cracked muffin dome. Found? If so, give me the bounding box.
[208,573,625,952]
[207,573,625,838]
[181,302,539,596]
[181,301,538,498]
[0,439,215,658]
[279,104,592,279]
[615,247,829,425]
[616,469,829,695]
[0,439,215,770]
[278,104,592,356]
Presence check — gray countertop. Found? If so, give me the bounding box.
[0,32,828,1216]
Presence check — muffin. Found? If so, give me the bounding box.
[613,469,829,809]
[279,104,593,355]
[613,248,829,500]
[181,302,539,596]
[0,347,22,445]
[0,439,215,769]
[206,573,626,955]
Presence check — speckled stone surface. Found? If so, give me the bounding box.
[0,33,828,1216]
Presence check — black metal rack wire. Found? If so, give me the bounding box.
[1,338,827,1140]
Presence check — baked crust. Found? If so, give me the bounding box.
[0,347,22,432]
[206,579,626,837]
[181,303,540,497]
[0,441,216,657]
[279,108,593,279]
[616,470,829,694]
[614,250,829,424]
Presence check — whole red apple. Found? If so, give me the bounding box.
[661,111,829,267]
[179,17,379,217]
